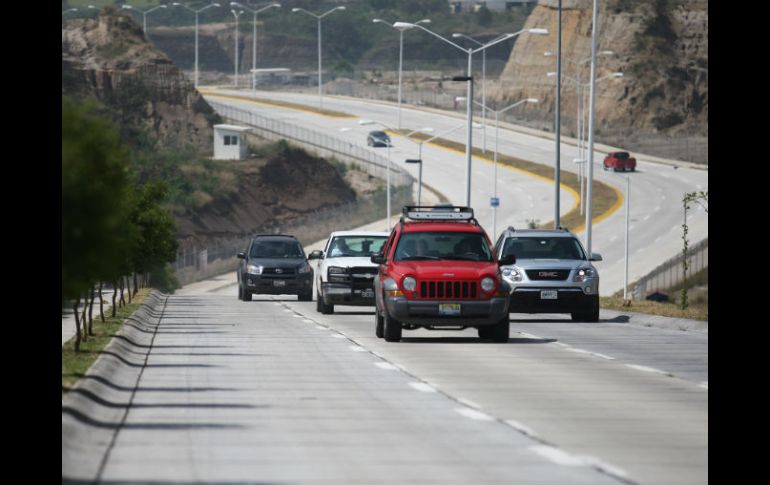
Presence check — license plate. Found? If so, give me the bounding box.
[439,303,461,316]
[540,290,558,300]
[361,289,374,298]
[273,280,286,287]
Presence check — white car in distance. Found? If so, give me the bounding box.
[308,231,389,314]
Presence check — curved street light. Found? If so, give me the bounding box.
[372,18,430,130]
[292,6,347,109]
[172,3,221,89]
[230,3,281,94]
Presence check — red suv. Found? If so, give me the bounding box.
[603,151,636,172]
[371,206,514,342]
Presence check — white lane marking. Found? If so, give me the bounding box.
[655,206,661,212]
[303,319,314,323]
[505,419,539,439]
[529,445,586,466]
[626,364,672,376]
[331,334,346,339]
[643,215,651,221]
[457,398,482,409]
[283,309,293,313]
[554,342,570,347]
[563,347,615,360]
[609,235,618,243]
[315,325,327,330]
[455,408,494,421]
[518,332,544,340]
[375,362,398,370]
[349,345,367,352]
[699,381,708,389]
[292,314,304,318]
[582,456,630,480]
[408,382,437,393]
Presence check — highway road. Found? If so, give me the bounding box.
[202,89,708,296]
[66,277,705,485]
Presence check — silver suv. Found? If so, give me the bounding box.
[493,227,601,322]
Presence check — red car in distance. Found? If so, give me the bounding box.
[603,151,636,172]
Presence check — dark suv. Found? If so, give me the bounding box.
[367,130,391,147]
[237,234,314,301]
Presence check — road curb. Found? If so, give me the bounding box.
[62,290,168,482]
[601,308,707,334]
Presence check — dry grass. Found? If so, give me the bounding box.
[601,296,708,321]
[200,90,354,118]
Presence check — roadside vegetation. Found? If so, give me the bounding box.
[607,267,708,321]
[200,90,354,119]
[63,96,178,352]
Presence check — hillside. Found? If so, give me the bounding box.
[493,0,708,162]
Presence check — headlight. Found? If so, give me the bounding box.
[480,276,496,292]
[403,276,417,291]
[298,263,312,274]
[328,266,346,275]
[246,264,263,275]
[502,266,522,282]
[574,267,596,282]
[328,266,347,283]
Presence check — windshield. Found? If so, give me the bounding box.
[250,240,304,258]
[394,232,493,262]
[328,236,387,257]
[502,237,586,260]
[614,152,630,159]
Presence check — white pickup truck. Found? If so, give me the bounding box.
[308,231,389,314]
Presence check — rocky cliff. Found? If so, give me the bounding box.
[61,7,217,151]
[493,0,707,161]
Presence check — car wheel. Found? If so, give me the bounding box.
[237,284,243,301]
[375,309,384,338]
[298,290,312,302]
[383,310,402,342]
[317,293,334,314]
[571,298,599,322]
[243,291,252,302]
[486,317,509,342]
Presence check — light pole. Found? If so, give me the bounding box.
[623,174,630,301]
[399,22,548,207]
[121,4,167,35]
[231,9,245,87]
[230,3,281,95]
[470,98,538,241]
[292,6,346,109]
[586,0,599,256]
[173,3,221,89]
[372,19,431,130]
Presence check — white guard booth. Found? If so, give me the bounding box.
[214,124,250,160]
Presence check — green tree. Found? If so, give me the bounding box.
[62,96,134,350]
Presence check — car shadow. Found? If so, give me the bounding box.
[400,337,557,344]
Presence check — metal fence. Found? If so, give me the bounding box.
[208,100,413,188]
[630,238,708,300]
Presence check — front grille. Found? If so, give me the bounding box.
[350,267,377,290]
[525,269,570,281]
[263,267,296,275]
[418,280,477,299]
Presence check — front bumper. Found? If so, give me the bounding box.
[245,274,313,294]
[509,287,598,314]
[385,297,509,327]
[321,282,375,306]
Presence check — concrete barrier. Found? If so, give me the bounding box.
[62,291,168,483]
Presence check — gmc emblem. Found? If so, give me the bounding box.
[539,271,558,277]
[275,268,283,274]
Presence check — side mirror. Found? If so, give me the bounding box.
[498,254,516,266]
[590,252,603,262]
[308,250,324,260]
[237,252,246,259]
[371,254,386,265]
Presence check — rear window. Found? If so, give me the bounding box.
[614,152,630,159]
[502,237,585,260]
[328,236,388,257]
[394,232,492,262]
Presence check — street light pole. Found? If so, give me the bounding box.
[401,23,548,207]
[372,19,431,130]
[230,3,281,96]
[231,9,244,87]
[624,175,630,301]
[586,0,599,255]
[173,3,221,89]
[292,6,347,110]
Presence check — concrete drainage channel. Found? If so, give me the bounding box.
[62,291,168,483]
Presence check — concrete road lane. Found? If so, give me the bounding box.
[91,292,623,485]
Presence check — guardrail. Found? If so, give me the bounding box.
[208,100,413,188]
[630,238,708,299]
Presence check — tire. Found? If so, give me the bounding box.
[375,309,384,338]
[243,291,252,302]
[298,290,312,302]
[383,310,402,342]
[479,317,509,342]
[316,291,334,314]
[571,297,600,322]
[237,284,243,301]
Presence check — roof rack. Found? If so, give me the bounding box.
[400,205,479,224]
[252,233,297,239]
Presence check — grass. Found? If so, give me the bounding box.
[391,129,620,231]
[198,89,354,119]
[62,288,152,394]
[601,296,707,321]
